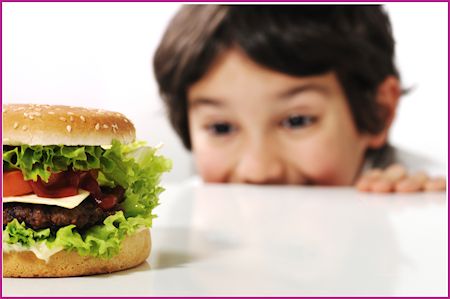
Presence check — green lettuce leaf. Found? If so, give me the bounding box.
[3,145,104,182]
[3,140,172,259]
[3,141,172,218]
[3,211,152,259]
[101,141,172,217]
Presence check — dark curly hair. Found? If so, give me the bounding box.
[154,5,400,149]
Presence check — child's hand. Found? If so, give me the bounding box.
[355,164,446,193]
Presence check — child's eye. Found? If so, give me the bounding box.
[207,122,236,136]
[281,115,316,129]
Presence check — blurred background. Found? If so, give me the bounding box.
[2,3,448,182]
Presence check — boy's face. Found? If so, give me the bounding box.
[187,49,375,185]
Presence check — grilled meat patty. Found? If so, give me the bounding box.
[3,197,121,231]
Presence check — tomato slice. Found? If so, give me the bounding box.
[97,194,118,210]
[3,170,34,197]
[45,171,67,187]
[29,178,79,198]
[3,169,118,210]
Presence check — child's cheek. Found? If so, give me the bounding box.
[305,159,341,184]
[194,148,230,183]
[291,141,345,185]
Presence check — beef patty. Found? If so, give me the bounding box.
[3,197,121,231]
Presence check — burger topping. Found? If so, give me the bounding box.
[3,170,34,197]
[2,169,125,211]
[28,170,96,198]
[3,190,91,209]
[3,240,64,263]
[3,197,120,231]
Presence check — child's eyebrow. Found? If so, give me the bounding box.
[277,83,330,100]
[188,97,224,109]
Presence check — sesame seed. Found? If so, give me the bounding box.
[123,118,129,123]
[28,115,34,120]
[102,124,109,129]
[13,122,19,129]
[34,112,41,117]
[95,123,100,130]
[24,112,29,117]
[111,123,119,133]
[59,117,66,122]
[67,112,74,115]
[66,125,72,133]
[34,107,42,112]
[22,125,28,131]
[80,116,86,122]
[48,111,55,115]
[69,116,74,122]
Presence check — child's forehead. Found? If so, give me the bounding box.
[189,49,341,100]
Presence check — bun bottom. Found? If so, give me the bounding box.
[3,229,151,277]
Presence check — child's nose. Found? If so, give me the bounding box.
[232,143,285,184]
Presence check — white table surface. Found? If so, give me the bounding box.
[3,182,448,296]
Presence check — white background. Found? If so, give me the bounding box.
[2,2,448,182]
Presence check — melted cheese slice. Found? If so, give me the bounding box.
[3,189,90,209]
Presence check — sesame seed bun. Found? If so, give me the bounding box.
[3,229,151,277]
[2,104,136,146]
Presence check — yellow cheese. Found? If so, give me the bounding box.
[3,189,90,209]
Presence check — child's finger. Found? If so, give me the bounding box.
[412,171,429,184]
[382,164,407,182]
[394,178,421,192]
[356,177,372,191]
[369,177,395,193]
[424,177,447,192]
[355,169,383,191]
[394,171,428,193]
[395,177,423,193]
[367,164,406,193]
[361,169,383,179]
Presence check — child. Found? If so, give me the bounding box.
[153,5,446,192]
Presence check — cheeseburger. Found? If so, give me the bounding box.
[2,104,171,277]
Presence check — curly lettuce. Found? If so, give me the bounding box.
[99,141,171,217]
[2,141,172,260]
[3,145,104,182]
[3,212,152,259]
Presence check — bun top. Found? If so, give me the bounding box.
[3,104,136,146]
